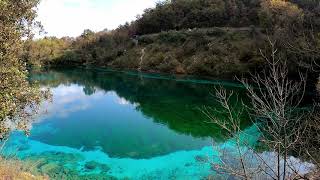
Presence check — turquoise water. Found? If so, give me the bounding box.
[3,68,259,179]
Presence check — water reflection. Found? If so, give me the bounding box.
[2,68,314,179]
[27,68,251,159]
[32,68,250,139]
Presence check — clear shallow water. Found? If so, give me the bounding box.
[3,68,256,179]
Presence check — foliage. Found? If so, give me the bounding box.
[0,0,47,140]
[260,0,320,71]
[26,27,264,77]
[134,0,261,35]
[24,37,72,67]
[23,0,319,79]
[259,0,304,30]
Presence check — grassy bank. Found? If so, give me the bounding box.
[27,27,266,78]
[108,27,265,77]
[0,157,47,180]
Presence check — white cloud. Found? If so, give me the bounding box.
[37,84,100,120]
[36,0,159,38]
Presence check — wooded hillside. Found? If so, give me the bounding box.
[25,0,320,79]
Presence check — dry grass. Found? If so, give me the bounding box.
[0,157,48,180]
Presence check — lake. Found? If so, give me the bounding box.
[3,68,259,179]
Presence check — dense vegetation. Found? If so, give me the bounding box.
[0,0,46,140]
[134,0,261,35]
[0,0,48,179]
[24,0,320,79]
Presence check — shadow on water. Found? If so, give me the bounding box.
[31,67,251,140]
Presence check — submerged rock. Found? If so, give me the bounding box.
[185,162,193,167]
[40,163,63,176]
[85,161,98,170]
[195,155,209,163]
[84,161,111,172]
[100,164,111,172]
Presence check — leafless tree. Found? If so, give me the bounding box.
[202,89,281,180]
[204,40,318,179]
[242,39,310,180]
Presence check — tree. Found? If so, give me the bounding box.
[205,40,318,179]
[0,0,48,140]
[241,41,309,179]
[25,37,71,67]
[81,29,95,38]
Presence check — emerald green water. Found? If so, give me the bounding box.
[4,68,257,179]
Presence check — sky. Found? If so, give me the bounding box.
[37,0,159,38]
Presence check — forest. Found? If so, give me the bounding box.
[25,0,320,78]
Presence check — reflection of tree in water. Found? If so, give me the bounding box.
[83,85,96,95]
[30,68,251,140]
